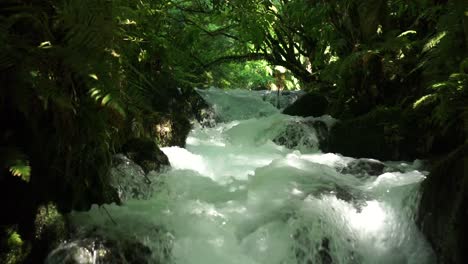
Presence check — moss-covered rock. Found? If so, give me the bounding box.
[28,203,67,263]
[417,144,468,264]
[147,113,191,148]
[0,227,30,264]
[282,92,328,117]
[326,105,462,160]
[0,203,69,264]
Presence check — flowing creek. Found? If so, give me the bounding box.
[47,88,435,264]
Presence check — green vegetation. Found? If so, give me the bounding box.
[0,0,466,262]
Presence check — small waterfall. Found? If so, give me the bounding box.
[47,88,435,264]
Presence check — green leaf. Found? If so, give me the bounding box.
[423,31,447,53]
[397,30,417,38]
[413,94,437,109]
[89,73,99,80]
[9,161,31,182]
[101,94,112,105]
[38,41,52,49]
[7,231,23,247]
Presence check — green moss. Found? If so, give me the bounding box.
[34,203,66,242]
[7,232,23,247]
[1,227,30,264]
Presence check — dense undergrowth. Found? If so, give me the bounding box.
[0,0,205,262]
[0,0,467,263]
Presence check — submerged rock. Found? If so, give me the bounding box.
[261,90,305,109]
[282,92,328,117]
[292,226,359,264]
[418,144,468,264]
[311,120,330,151]
[341,158,386,177]
[272,119,331,152]
[272,120,320,152]
[197,107,217,128]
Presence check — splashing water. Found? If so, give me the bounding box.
[50,88,435,264]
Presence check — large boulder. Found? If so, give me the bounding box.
[151,113,192,147]
[282,92,328,117]
[272,120,321,152]
[121,138,169,173]
[110,154,154,202]
[327,110,401,160]
[327,107,428,160]
[417,144,468,264]
[328,104,465,161]
[272,119,330,152]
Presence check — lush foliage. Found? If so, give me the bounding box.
[0,0,466,262]
[191,0,468,141]
[0,1,200,261]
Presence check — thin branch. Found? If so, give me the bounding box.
[184,18,240,40]
[203,52,269,68]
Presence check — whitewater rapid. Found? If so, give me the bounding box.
[51,88,435,264]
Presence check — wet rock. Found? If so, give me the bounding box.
[110,154,156,202]
[182,87,210,123]
[318,185,368,213]
[341,158,386,177]
[272,119,331,152]
[45,235,153,264]
[198,107,217,128]
[46,224,173,264]
[311,120,330,151]
[282,92,328,117]
[272,120,320,152]
[121,138,169,173]
[292,226,358,264]
[261,90,305,109]
[418,144,468,264]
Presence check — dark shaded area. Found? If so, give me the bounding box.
[121,138,169,174]
[326,106,464,161]
[418,144,468,264]
[282,92,328,117]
